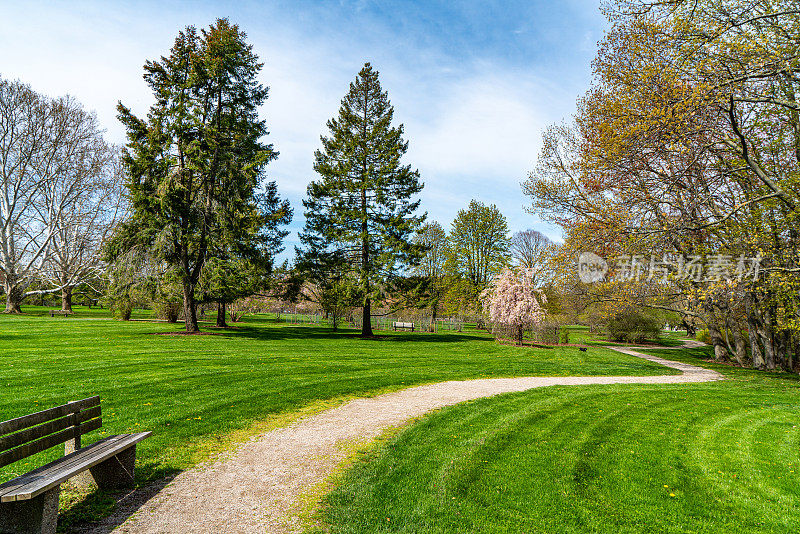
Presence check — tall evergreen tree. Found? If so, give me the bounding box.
[115,19,283,332]
[299,63,425,337]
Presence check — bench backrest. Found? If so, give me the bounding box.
[0,396,102,468]
[393,322,413,328]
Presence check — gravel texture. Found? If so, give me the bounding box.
[91,341,720,533]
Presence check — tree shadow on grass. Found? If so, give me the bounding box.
[223,324,493,343]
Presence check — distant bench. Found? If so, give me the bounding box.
[48,310,72,318]
[392,321,414,331]
[0,396,151,534]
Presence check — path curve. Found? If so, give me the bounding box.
[101,341,720,534]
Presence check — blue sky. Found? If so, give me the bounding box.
[0,0,606,260]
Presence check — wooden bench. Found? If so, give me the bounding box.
[392,321,414,331]
[0,396,150,534]
[48,310,72,318]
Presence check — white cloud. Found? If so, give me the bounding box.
[406,75,548,177]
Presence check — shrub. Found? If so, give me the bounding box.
[111,297,133,321]
[696,328,711,344]
[607,311,660,343]
[533,322,570,345]
[153,299,181,323]
[558,326,570,344]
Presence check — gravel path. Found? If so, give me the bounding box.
[97,340,720,534]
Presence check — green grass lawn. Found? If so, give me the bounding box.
[320,346,800,533]
[0,307,674,489]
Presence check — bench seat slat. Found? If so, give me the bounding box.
[8,432,149,501]
[0,435,126,501]
[0,434,136,502]
[0,432,150,502]
[0,396,100,435]
[0,434,131,502]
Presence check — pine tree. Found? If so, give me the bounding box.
[115,19,284,332]
[299,63,425,337]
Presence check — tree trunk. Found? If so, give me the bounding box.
[359,179,373,338]
[758,325,776,370]
[4,282,23,314]
[746,298,765,370]
[752,302,777,370]
[517,325,523,346]
[707,322,728,361]
[431,301,438,332]
[750,328,765,370]
[732,325,747,366]
[786,333,796,372]
[776,330,788,371]
[182,282,199,333]
[681,318,696,338]
[362,298,373,337]
[722,317,736,357]
[61,286,73,313]
[216,301,227,328]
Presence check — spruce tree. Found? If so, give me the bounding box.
[115,19,283,332]
[300,63,425,337]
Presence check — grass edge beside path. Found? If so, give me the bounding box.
[316,343,800,534]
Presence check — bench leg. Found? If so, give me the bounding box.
[88,445,137,490]
[0,485,59,534]
[65,439,95,489]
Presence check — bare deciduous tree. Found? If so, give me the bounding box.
[0,77,113,312]
[509,229,556,287]
[43,154,126,311]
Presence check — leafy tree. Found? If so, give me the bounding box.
[200,258,262,327]
[316,261,360,332]
[413,222,448,326]
[299,62,425,337]
[292,251,358,331]
[448,200,510,293]
[103,246,154,321]
[150,267,183,323]
[607,310,661,344]
[524,1,800,370]
[116,19,281,332]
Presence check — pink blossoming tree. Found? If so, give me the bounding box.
[483,268,547,345]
